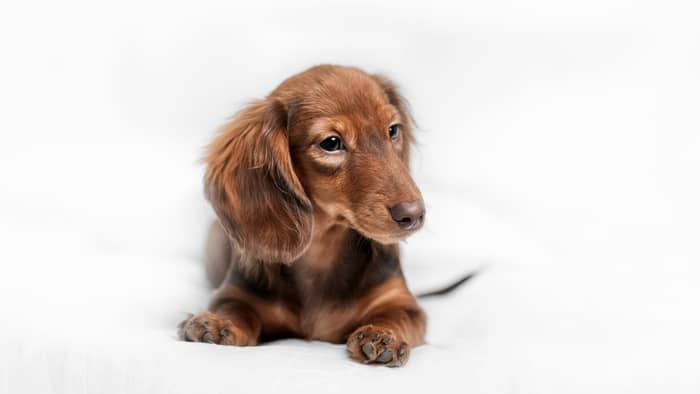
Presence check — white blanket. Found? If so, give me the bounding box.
[1,1,699,392]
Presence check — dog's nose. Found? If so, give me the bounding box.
[389,200,425,230]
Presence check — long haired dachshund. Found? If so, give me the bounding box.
[179,65,430,367]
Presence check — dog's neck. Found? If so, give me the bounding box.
[298,209,355,272]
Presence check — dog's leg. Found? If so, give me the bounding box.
[346,282,426,367]
[178,298,262,346]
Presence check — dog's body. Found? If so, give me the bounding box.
[179,65,426,366]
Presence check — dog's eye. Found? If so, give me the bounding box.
[389,124,401,140]
[319,136,345,152]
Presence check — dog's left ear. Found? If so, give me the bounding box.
[372,74,416,164]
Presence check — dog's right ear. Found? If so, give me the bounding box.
[204,99,313,264]
[372,74,416,165]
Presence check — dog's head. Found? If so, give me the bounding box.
[205,65,424,263]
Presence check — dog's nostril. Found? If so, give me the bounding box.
[389,201,426,230]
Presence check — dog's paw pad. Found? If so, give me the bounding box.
[177,312,243,345]
[362,342,375,359]
[377,350,393,363]
[347,325,410,367]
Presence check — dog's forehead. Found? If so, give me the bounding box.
[313,76,387,114]
[279,67,402,144]
[314,83,399,132]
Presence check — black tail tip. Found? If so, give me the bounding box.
[416,267,484,298]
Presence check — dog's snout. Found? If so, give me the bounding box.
[389,201,425,230]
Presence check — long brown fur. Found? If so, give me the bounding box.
[179,65,427,367]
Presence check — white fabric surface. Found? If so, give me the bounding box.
[1,1,699,393]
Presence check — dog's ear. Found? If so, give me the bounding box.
[204,99,313,263]
[372,74,415,164]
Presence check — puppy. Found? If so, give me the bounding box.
[179,65,427,367]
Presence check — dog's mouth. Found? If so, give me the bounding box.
[324,203,425,244]
[351,217,424,245]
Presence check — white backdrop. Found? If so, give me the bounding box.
[1,1,699,393]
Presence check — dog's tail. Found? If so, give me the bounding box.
[416,268,482,298]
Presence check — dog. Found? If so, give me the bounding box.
[179,65,438,367]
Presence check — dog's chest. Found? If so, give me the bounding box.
[287,269,362,343]
[266,241,400,342]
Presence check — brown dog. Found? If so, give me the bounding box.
[179,65,427,367]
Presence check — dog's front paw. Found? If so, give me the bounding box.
[346,325,410,367]
[177,312,251,346]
